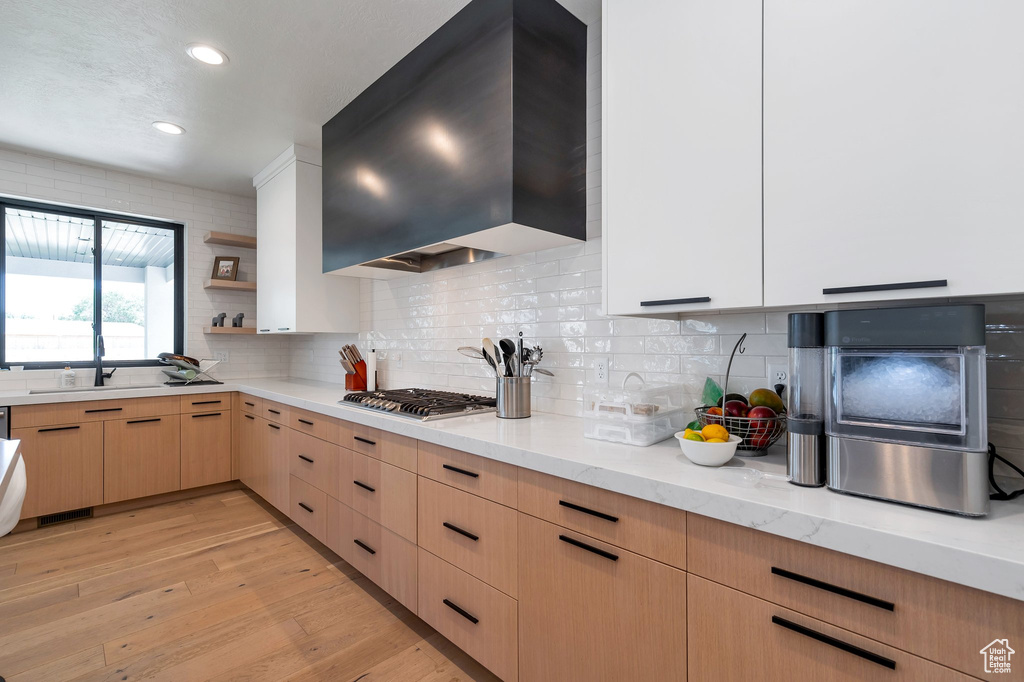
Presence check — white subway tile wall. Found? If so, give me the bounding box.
[0,145,290,386]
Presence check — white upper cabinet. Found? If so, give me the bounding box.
[603,0,763,316]
[254,145,360,334]
[764,0,1024,307]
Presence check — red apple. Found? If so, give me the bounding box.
[748,427,772,450]
[723,400,749,418]
[747,406,777,430]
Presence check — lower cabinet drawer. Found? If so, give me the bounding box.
[418,477,518,598]
[329,500,417,614]
[237,394,262,415]
[688,575,976,682]
[687,514,1024,679]
[13,422,104,518]
[349,451,417,543]
[418,547,518,682]
[288,430,341,499]
[289,475,327,544]
[350,423,418,473]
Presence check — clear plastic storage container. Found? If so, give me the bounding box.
[584,373,686,446]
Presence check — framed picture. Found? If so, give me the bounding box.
[211,256,240,281]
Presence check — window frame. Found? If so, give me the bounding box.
[0,197,185,370]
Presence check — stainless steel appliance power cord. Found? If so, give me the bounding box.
[989,443,1024,501]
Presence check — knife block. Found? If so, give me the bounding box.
[346,360,367,391]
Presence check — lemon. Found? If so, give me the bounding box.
[701,424,729,442]
[683,431,705,442]
[706,438,726,443]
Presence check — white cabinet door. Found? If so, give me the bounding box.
[256,162,298,334]
[764,0,1024,307]
[603,0,763,316]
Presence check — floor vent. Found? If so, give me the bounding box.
[38,507,93,527]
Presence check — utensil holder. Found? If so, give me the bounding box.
[496,376,531,419]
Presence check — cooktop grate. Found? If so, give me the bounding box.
[341,388,497,420]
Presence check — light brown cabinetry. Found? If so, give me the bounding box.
[687,574,974,682]
[418,441,517,507]
[103,415,180,504]
[518,513,687,682]
[179,393,232,414]
[262,420,290,513]
[289,429,344,500]
[289,475,328,543]
[418,547,518,682]
[13,422,104,518]
[237,393,262,416]
[180,410,232,489]
[11,396,179,429]
[262,400,290,425]
[350,450,417,543]
[350,423,417,472]
[289,406,346,444]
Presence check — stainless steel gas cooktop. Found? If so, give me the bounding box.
[341,388,497,421]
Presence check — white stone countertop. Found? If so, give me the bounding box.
[1,377,1022,601]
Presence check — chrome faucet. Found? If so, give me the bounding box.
[94,335,116,386]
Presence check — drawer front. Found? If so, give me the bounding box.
[687,514,1024,679]
[418,548,518,682]
[350,451,417,543]
[289,475,328,543]
[289,406,346,445]
[12,396,180,429]
[688,575,975,682]
[237,393,263,415]
[418,441,517,507]
[14,422,104,518]
[518,468,686,570]
[418,477,517,597]
[338,503,418,613]
[350,423,417,473]
[263,400,290,425]
[179,393,232,414]
[104,415,181,504]
[288,430,341,499]
[180,410,232,489]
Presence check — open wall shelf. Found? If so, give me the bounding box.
[204,279,256,292]
[204,231,257,249]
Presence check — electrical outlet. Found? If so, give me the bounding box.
[393,351,403,369]
[594,357,609,385]
[213,351,230,363]
[767,361,788,386]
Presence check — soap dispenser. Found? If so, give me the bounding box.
[60,365,76,388]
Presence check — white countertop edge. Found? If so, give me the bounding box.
[1,377,1022,601]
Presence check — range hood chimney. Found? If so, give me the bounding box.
[322,0,587,278]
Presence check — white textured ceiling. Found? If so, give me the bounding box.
[0,0,599,197]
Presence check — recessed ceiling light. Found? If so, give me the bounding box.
[152,121,186,135]
[186,44,228,65]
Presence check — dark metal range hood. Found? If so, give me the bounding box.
[321,0,587,278]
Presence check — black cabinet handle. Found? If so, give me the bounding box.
[558,500,619,523]
[191,412,222,419]
[823,279,947,296]
[297,419,314,426]
[191,400,221,406]
[353,539,376,555]
[353,480,376,493]
[298,502,314,513]
[771,567,894,611]
[268,409,281,415]
[259,329,271,333]
[354,436,376,446]
[558,534,618,561]
[442,464,479,479]
[443,522,479,542]
[244,414,255,421]
[278,327,290,331]
[443,599,479,625]
[84,407,123,414]
[771,616,896,670]
[127,418,161,425]
[640,296,711,307]
[244,401,256,407]
[38,425,81,433]
[298,455,315,463]
[268,423,281,430]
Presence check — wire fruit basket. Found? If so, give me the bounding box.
[693,406,787,452]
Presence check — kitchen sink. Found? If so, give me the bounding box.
[28,384,165,395]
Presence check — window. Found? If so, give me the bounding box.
[1,198,184,368]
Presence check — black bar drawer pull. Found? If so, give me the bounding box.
[559,534,618,561]
[268,423,281,430]
[771,616,896,670]
[244,414,255,421]
[640,296,711,307]
[353,539,376,555]
[443,522,479,542]
[244,401,256,407]
[354,480,376,493]
[354,436,376,446]
[267,409,281,415]
[278,327,290,331]
[259,329,270,333]
[297,419,314,426]
[191,412,222,419]
[127,418,161,425]
[771,567,895,611]
[823,279,947,296]
[84,407,123,414]
[298,502,314,513]
[558,500,619,523]
[298,455,315,464]
[191,400,221,406]
[38,425,81,433]
[443,598,479,624]
[442,464,479,479]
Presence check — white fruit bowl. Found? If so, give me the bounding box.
[675,433,742,467]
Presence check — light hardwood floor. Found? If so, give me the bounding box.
[0,488,499,681]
